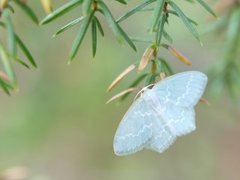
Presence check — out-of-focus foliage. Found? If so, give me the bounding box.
[207,0,240,99]
[0,0,37,95]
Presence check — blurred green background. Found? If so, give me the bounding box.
[0,1,240,180]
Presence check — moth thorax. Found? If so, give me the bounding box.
[143,90,160,108]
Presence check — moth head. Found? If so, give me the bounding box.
[134,84,155,101]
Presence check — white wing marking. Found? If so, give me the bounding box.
[151,71,208,107]
[113,97,153,156]
[159,102,196,136]
[146,111,176,153]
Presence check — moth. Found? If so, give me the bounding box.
[113,71,208,156]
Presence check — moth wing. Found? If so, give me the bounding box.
[113,97,153,156]
[160,102,196,136]
[146,111,176,153]
[152,71,208,107]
